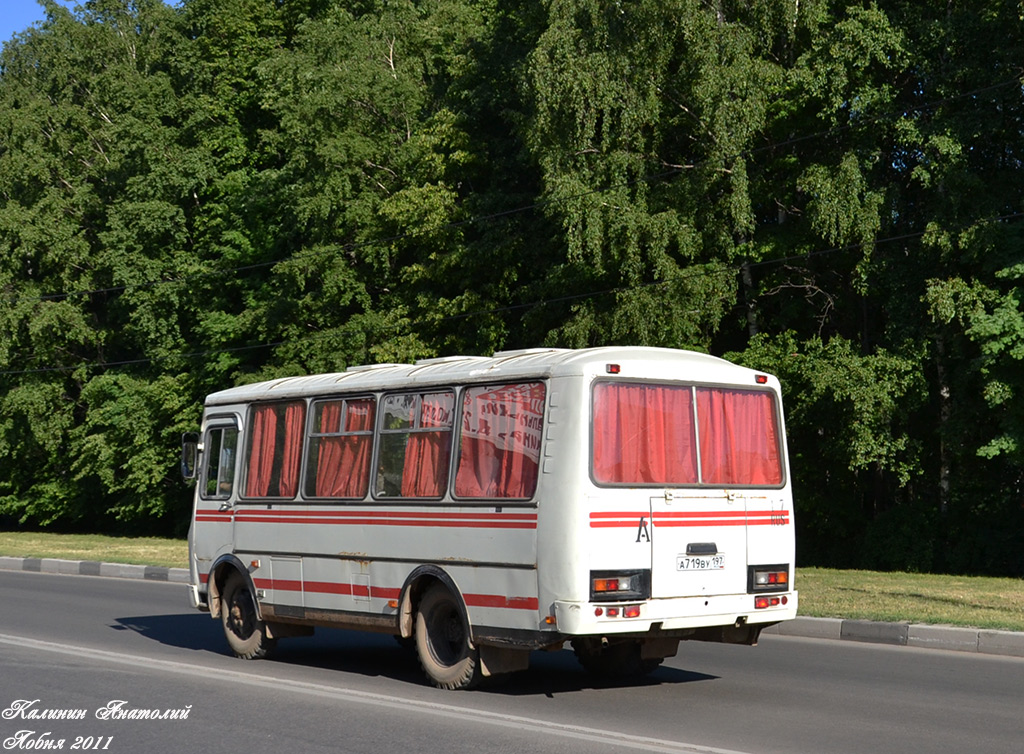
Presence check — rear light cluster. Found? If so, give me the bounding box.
[749,563,790,610]
[594,604,642,619]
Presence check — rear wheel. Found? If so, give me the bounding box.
[414,585,481,690]
[571,637,662,677]
[221,571,276,660]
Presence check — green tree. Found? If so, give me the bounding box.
[0,0,1021,574]
[735,333,927,569]
[0,0,189,529]
[524,0,774,349]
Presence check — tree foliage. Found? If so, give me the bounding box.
[0,0,1022,573]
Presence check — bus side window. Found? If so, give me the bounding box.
[376,391,454,498]
[243,401,306,499]
[202,426,239,499]
[454,382,545,499]
[304,397,376,499]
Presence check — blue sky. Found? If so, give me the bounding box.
[0,1,184,46]
[0,0,77,43]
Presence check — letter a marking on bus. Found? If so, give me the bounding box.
[636,517,651,543]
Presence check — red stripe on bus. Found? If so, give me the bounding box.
[232,515,536,529]
[196,509,537,524]
[654,520,742,527]
[464,593,539,610]
[252,579,533,610]
[590,510,790,527]
[307,580,354,596]
[234,509,536,521]
[233,518,536,529]
[656,510,747,519]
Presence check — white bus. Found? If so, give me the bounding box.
[182,346,797,689]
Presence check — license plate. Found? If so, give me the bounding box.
[676,554,725,571]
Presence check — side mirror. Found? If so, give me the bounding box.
[181,432,199,481]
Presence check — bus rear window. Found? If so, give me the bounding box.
[696,387,782,486]
[592,382,782,486]
[592,383,698,484]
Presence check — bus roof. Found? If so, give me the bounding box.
[203,346,768,406]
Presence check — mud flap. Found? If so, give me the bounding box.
[265,622,314,640]
[640,637,681,660]
[688,623,764,646]
[479,645,531,677]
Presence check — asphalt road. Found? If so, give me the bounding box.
[1,570,1021,754]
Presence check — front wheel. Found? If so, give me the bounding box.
[414,584,481,690]
[220,571,276,660]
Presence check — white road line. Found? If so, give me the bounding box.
[0,632,753,754]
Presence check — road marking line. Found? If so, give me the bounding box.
[0,631,752,754]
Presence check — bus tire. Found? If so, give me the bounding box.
[571,637,662,677]
[221,571,276,660]
[414,585,481,690]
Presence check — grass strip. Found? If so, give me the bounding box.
[797,567,1024,632]
[0,531,187,569]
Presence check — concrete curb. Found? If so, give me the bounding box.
[762,615,1024,658]
[2,556,1022,659]
[0,555,189,584]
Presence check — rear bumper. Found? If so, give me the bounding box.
[554,590,798,636]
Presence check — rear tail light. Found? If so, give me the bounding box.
[590,570,650,602]
[594,604,643,619]
[593,576,636,593]
[748,564,790,593]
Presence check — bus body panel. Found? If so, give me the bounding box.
[187,347,797,667]
[649,488,750,599]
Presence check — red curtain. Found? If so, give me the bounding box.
[592,383,697,484]
[401,392,453,497]
[245,405,277,497]
[314,399,375,498]
[313,402,344,497]
[455,383,545,498]
[278,402,305,497]
[339,398,374,497]
[696,388,782,485]
[245,401,305,498]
